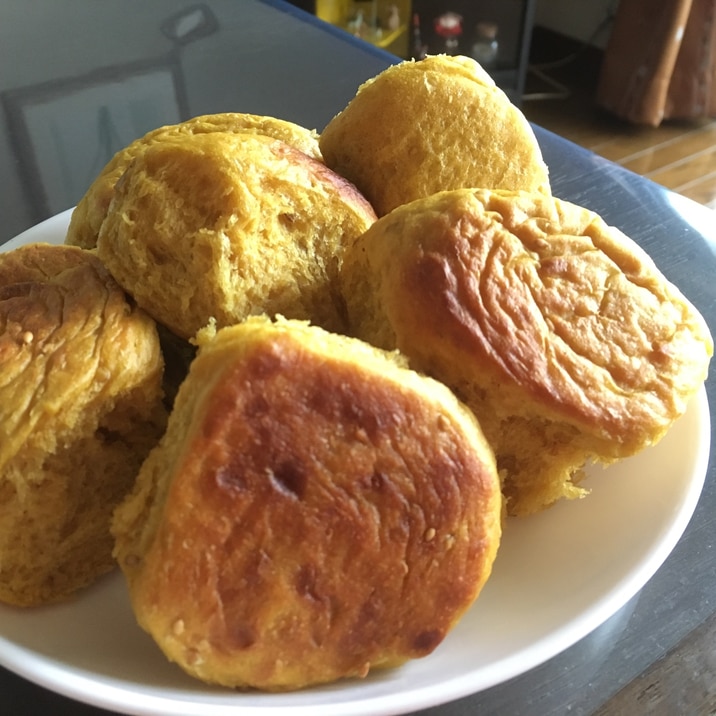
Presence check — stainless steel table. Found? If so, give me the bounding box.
[1,1,714,714]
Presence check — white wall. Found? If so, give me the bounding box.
[534,0,619,48]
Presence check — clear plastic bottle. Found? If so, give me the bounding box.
[471,21,499,70]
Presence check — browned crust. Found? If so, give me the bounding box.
[0,242,166,605]
[113,318,502,689]
[340,189,713,513]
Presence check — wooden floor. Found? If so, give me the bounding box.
[521,46,716,211]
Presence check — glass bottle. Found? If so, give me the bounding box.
[412,12,427,59]
[434,12,462,55]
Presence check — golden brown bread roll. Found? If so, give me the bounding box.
[339,188,713,516]
[0,243,167,606]
[319,55,550,216]
[66,112,323,250]
[112,316,502,690]
[96,131,376,340]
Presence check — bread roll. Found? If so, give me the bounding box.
[66,112,323,250]
[96,131,376,340]
[0,243,167,606]
[339,188,713,515]
[112,316,502,690]
[319,55,550,216]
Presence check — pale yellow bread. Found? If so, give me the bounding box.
[66,112,323,249]
[339,188,713,515]
[112,316,502,690]
[96,131,376,340]
[319,54,550,216]
[0,243,167,606]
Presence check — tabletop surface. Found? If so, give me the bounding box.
[1,2,715,715]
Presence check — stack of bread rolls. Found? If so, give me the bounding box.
[0,55,711,692]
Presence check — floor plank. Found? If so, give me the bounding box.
[645,149,716,192]
[521,37,716,210]
[621,126,716,175]
[678,174,716,210]
[592,123,707,164]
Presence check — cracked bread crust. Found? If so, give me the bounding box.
[112,317,502,690]
[0,243,166,606]
[339,188,713,515]
[96,131,376,340]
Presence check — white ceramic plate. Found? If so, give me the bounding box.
[0,210,711,716]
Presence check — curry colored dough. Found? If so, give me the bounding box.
[339,188,713,515]
[320,55,550,216]
[0,243,167,606]
[96,131,376,340]
[66,112,324,249]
